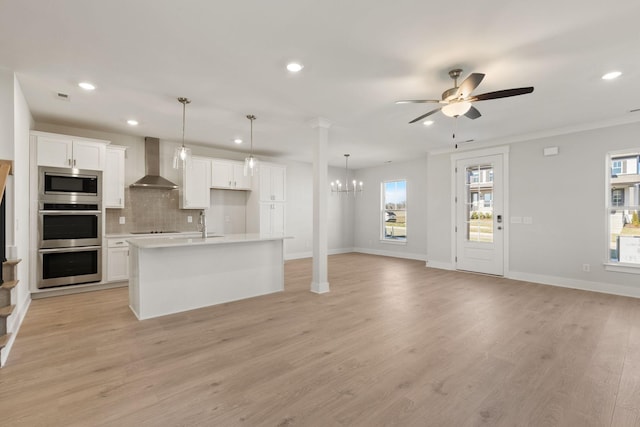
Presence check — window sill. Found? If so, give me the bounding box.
[604,262,640,275]
[380,239,407,246]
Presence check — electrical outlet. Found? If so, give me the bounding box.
[583,264,590,272]
[119,216,125,225]
[187,216,193,223]
[523,216,533,225]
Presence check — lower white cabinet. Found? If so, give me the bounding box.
[259,203,285,234]
[106,238,129,282]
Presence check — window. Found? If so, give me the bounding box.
[607,152,640,266]
[382,180,406,242]
[611,189,624,207]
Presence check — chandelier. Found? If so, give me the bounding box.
[173,97,192,169]
[330,154,363,195]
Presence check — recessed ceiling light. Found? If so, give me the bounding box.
[234,138,243,144]
[423,120,434,126]
[127,119,139,126]
[286,62,304,72]
[602,71,622,80]
[78,82,96,90]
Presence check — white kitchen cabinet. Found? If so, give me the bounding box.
[106,238,129,282]
[259,164,286,202]
[180,156,211,209]
[259,203,285,234]
[211,159,251,190]
[35,132,107,170]
[246,162,287,234]
[104,146,126,208]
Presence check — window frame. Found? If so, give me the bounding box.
[380,179,407,244]
[604,150,640,274]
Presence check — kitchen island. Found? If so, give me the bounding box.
[128,233,290,320]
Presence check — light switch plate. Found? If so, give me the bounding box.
[511,216,522,224]
[523,216,533,225]
[119,216,125,225]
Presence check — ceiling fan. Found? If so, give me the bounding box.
[397,69,534,124]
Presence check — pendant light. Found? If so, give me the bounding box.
[244,114,258,176]
[173,97,192,169]
[330,154,363,196]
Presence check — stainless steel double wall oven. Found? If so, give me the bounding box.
[37,167,102,288]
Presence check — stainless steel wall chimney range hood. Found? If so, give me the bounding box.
[130,137,179,189]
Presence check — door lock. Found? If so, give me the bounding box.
[497,215,502,223]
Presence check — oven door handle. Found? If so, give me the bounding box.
[38,246,103,254]
[39,210,102,215]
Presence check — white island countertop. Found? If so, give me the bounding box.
[127,233,291,249]
[128,233,291,319]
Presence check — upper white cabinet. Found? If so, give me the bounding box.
[259,164,286,202]
[211,159,251,190]
[34,132,108,170]
[180,156,211,209]
[104,146,126,208]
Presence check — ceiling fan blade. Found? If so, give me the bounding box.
[455,73,485,98]
[465,106,481,120]
[471,87,534,101]
[409,107,442,124]
[395,99,442,104]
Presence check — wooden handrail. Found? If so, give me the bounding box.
[0,160,12,200]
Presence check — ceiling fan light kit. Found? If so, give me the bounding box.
[398,68,534,124]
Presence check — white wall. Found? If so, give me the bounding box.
[0,70,34,366]
[426,122,640,297]
[353,156,428,260]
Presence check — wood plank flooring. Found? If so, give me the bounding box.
[1,253,639,426]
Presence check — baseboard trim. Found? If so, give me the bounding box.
[425,260,455,270]
[285,248,355,261]
[507,271,640,299]
[352,247,427,261]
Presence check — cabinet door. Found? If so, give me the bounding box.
[271,203,285,234]
[104,147,125,208]
[107,246,129,282]
[260,204,272,234]
[270,165,286,201]
[259,165,272,201]
[182,156,211,209]
[211,159,233,188]
[233,162,252,190]
[72,140,106,170]
[37,136,73,167]
[259,165,286,201]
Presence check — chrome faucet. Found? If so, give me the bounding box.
[199,210,207,238]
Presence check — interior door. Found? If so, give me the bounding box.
[455,154,504,275]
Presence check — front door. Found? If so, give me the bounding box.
[455,154,504,275]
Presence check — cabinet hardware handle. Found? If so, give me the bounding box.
[229,181,231,186]
[68,158,71,166]
[73,159,76,166]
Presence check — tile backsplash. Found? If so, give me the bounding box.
[105,188,202,234]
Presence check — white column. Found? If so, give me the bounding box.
[309,117,331,294]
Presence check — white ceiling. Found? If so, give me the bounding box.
[1,0,639,168]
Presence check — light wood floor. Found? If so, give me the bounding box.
[1,253,640,426]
